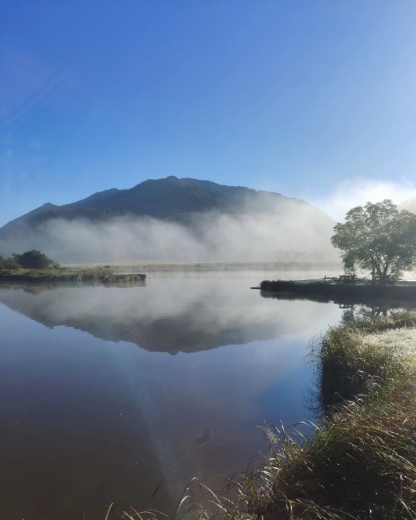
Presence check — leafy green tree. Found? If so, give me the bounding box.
[331,200,416,283]
[13,250,55,270]
[0,254,21,269]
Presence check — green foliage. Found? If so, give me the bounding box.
[313,311,416,412]
[0,254,21,269]
[12,249,55,269]
[331,200,416,282]
[0,249,56,270]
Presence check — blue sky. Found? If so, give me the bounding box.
[1,0,416,225]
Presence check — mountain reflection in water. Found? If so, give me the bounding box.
[0,274,339,353]
[0,272,342,520]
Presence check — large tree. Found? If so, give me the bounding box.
[331,200,416,282]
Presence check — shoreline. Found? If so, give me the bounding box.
[260,279,416,307]
[0,268,146,285]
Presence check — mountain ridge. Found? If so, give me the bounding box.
[0,176,333,235]
[0,176,337,262]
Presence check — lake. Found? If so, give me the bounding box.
[0,271,343,519]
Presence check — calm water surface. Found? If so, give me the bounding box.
[0,271,342,519]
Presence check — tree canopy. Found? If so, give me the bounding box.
[13,250,55,269]
[0,255,21,270]
[0,250,56,270]
[331,200,416,282]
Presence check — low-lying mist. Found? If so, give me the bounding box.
[0,199,339,264]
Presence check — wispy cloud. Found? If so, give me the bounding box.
[0,72,68,129]
[313,178,416,221]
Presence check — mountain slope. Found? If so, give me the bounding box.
[0,176,331,234]
[0,176,337,262]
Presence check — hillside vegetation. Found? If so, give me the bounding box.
[0,176,333,237]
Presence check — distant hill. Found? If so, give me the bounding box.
[0,176,337,262]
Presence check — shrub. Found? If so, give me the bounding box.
[0,254,21,269]
[12,250,55,269]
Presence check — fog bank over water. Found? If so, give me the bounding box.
[2,177,416,263]
[0,197,337,263]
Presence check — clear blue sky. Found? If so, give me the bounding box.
[1,0,416,225]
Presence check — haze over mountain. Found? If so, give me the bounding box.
[400,195,416,214]
[0,176,337,263]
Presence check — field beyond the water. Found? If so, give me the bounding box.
[66,261,342,272]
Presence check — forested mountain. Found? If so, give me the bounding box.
[0,176,336,262]
[0,176,331,234]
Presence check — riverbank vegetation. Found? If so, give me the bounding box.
[0,267,146,284]
[120,311,416,520]
[0,250,146,284]
[0,249,57,270]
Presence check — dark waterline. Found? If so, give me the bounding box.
[0,271,342,519]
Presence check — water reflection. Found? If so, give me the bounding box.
[0,273,342,519]
[0,274,340,353]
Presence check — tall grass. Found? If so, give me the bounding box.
[312,311,416,413]
[119,311,416,520]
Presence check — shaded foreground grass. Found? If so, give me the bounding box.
[119,311,416,520]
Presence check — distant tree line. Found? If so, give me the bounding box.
[0,250,56,270]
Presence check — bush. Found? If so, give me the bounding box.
[13,250,55,269]
[0,255,21,269]
[0,250,56,270]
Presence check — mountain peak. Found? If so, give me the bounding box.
[0,177,334,256]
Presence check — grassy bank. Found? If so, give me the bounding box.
[0,267,146,285]
[227,312,416,520]
[118,312,416,520]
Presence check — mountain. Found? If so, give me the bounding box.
[0,176,337,262]
[0,176,330,234]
